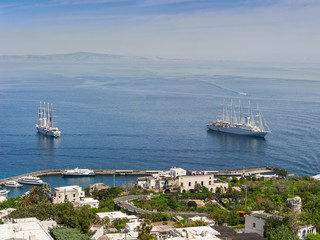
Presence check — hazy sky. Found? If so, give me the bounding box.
[1,0,320,62]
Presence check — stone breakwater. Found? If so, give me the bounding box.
[0,166,278,186]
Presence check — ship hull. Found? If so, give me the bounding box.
[36,127,61,137]
[62,173,95,177]
[17,181,45,186]
[207,124,268,138]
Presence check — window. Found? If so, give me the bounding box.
[73,194,76,197]
[189,182,191,186]
[181,183,183,187]
[201,181,204,186]
[253,223,256,228]
[209,181,211,185]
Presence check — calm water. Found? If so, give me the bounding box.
[1,60,320,192]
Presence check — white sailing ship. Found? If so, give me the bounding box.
[36,101,61,137]
[207,99,271,138]
[17,176,46,185]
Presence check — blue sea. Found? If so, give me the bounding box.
[1,58,320,197]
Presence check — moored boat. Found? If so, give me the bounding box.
[62,168,95,177]
[0,189,10,195]
[18,176,46,185]
[4,181,23,188]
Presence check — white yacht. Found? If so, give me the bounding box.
[62,168,95,177]
[0,189,10,196]
[36,101,61,137]
[18,176,46,185]
[4,181,23,188]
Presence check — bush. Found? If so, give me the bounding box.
[50,226,91,240]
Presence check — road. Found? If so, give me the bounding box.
[114,195,207,217]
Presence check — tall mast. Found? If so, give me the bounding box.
[231,99,237,124]
[50,103,54,128]
[248,101,255,126]
[257,104,264,130]
[47,103,50,128]
[239,100,244,124]
[225,102,230,123]
[43,101,47,127]
[38,101,42,126]
[222,99,225,122]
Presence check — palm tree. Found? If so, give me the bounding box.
[19,195,31,208]
[29,186,43,203]
[42,183,51,200]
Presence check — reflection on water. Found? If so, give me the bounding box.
[206,130,266,152]
[37,132,61,149]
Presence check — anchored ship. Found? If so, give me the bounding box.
[207,100,271,137]
[61,168,95,177]
[36,101,61,137]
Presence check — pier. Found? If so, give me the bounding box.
[0,166,278,186]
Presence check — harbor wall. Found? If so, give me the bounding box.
[0,166,278,186]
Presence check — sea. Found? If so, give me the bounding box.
[0,57,320,197]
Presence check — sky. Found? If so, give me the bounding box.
[1,0,320,62]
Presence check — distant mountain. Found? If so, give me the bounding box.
[0,52,182,63]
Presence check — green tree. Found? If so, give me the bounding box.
[265,225,299,240]
[19,196,31,208]
[187,201,197,209]
[137,221,153,240]
[42,183,51,200]
[305,233,320,240]
[29,187,43,203]
[278,168,288,179]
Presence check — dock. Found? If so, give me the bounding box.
[0,166,278,186]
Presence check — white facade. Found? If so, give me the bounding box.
[245,212,271,236]
[189,215,215,225]
[170,226,221,239]
[90,225,104,240]
[78,197,100,208]
[170,168,186,178]
[297,225,317,239]
[0,218,55,240]
[178,175,228,193]
[97,211,138,222]
[52,185,85,204]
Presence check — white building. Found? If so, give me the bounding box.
[245,211,274,236]
[76,197,100,208]
[52,185,85,204]
[189,215,215,225]
[245,211,316,239]
[0,208,16,220]
[170,226,222,239]
[0,218,56,240]
[178,175,228,193]
[297,225,317,239]
[90,224,105,240]
[170,168,186,178]
[97,211,138,223]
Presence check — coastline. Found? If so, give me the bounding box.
[0,166,278,186]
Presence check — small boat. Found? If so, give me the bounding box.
[4,181,23,188]
[62,168,95,177]
[0,189,10,195]
[18,176,46,185]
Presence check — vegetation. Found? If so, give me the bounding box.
[6,202,96,235]
[50,226,91,240]
[0,196,20,210]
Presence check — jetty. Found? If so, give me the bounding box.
[0,166,278,186]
